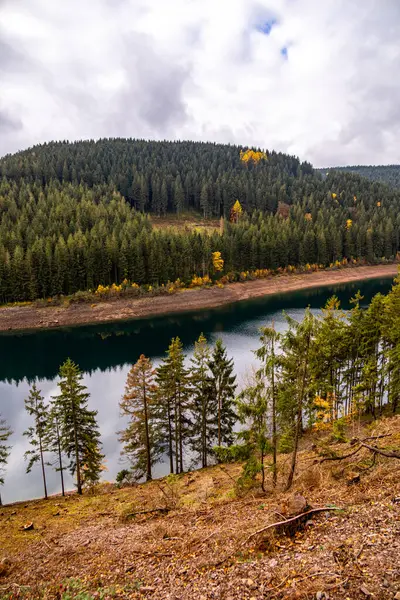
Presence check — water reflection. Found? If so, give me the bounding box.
[0,277,394,503]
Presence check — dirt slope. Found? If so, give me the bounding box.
[0,416,399,599]
[0,264,398,333]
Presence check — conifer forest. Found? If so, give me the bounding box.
[1,140,400,304]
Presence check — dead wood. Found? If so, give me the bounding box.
[243,507,342,545]
[124,507,170,519]
[318,446,363,463]
[209,506,342,568]
[318,437,400,464]
[360,442,400,459]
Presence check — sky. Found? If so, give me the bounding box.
[1,0,399,167]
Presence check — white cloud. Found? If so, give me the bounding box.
[1,0,399,166]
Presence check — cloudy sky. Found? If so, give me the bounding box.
[1,0,399,166]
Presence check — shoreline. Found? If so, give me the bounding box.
[0,264,398,333]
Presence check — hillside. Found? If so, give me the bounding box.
[1,139,400,305]
[0,415,399,600]
[321,165,400,190]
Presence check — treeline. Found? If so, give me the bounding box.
[1,173,400,303]
[323,165,400,190]
[0,139,312,216]
[1,277,400,501]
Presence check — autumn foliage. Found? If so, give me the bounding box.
[230,200,243,223]
[240,149,267,165]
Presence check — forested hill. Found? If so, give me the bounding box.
[0,139,313,216]
[1,138,400,304]
[321,165,400,190]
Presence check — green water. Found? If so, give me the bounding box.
[0,277,394,503]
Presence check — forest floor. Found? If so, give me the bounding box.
[0,264,398,333]
[0,416,399,599]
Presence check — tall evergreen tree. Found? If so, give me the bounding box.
[46,402,66,496]
[119,355,162,481]
[189,334,214,468]
[53,359,104,494]
[0,416,12,506]
[279,309,316,491]
[254,325,280,486]
[23,384,49,499]
[236,370,270,492]
[156,338,191,474]
[209,339,237,448]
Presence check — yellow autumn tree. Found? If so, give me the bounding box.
[230,200,243,223]
[212,251,224,272]
[304,213,312,221]
[240,149,267,165]
[346,219,353,229]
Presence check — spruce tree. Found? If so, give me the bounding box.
[46,402,66,496]
[189,334,214,468]
[236,371,269,492]
[23,384,49,499]
[254,325,280,486]
[53,358,104,494]
[209,339,237,448]
[119,355,162,481]
[156,337,191,474]
[279,309,316,491]
[0,416,12,506]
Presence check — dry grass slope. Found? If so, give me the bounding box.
[0,416,399,599]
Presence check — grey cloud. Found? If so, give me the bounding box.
[1,0,400,166]
[118,35,188,133]
[0,109,22,134]
[0,39,32,73]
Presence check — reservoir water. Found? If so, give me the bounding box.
[0,277,395,504]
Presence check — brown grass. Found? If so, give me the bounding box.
[150,213,221,234]
[0,416,399,599]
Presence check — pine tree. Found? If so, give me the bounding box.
[53,359,104,494]
[209,339,237,448]
[156,338,191,474]
[236,370,270,492]
[189,334,214,468]
[279,309,315,491]
[254,325,280,486]
[119,355,162,481]
[23,384,49,499]
[46,402,66,496]
[0,416,12,506]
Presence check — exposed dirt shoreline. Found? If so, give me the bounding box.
[0,264,398,333]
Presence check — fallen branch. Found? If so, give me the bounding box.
[210,506,342,568]
[318,446,363,463]
[243,507,342,545]
[125,507,170,519]
[361,433,393,442]
[360,442,400,459]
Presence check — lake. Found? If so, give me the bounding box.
[0,277,395,504]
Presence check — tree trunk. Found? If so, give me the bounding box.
[71,396,82,495]
[56,419,65,496]
[143,377,152,481]
[217,383,222,447]
[261,447,265,493]
[39,436,48,499]
[286,331,311,491]
[174,393,179,474]
[167,398,174,474]
[271,334,277,487]
[178,386,183,474]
